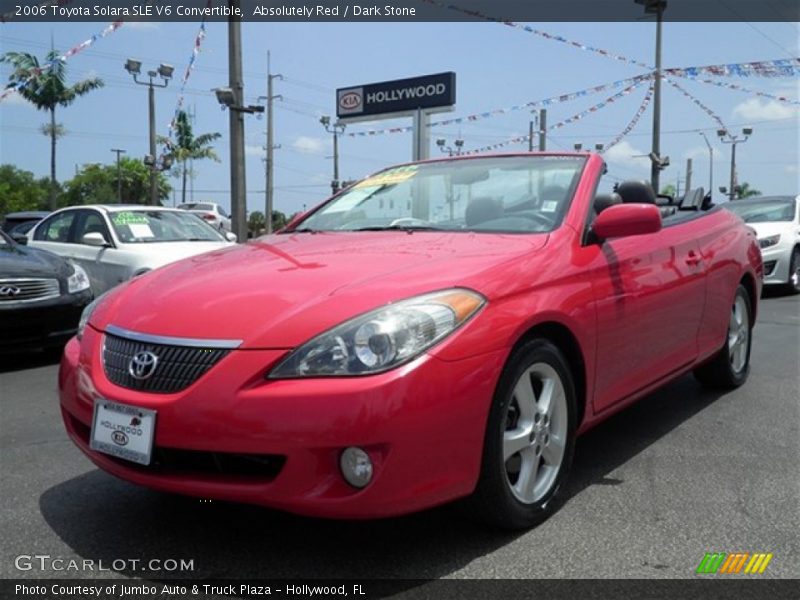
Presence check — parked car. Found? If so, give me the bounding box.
[59,154,761,529]
[27,205,236,295]
[725,195,800,293]
[1,210,49,241]
[0,229,93,352]
[176,202,231,232]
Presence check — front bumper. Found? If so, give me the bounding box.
[59,327,506,518]
[760,242,794,285]
[0,290,92,352]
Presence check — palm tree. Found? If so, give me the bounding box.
[1,50,104,210]
[160,111,221,205]
[736,182,761,199]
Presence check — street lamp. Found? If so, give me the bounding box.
[436,137,464,156]
[717,127,753,201]
[124,59,173,205]
[320,115,346,195]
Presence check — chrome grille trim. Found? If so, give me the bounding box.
[102,326,238,393]
[0,278,60,305]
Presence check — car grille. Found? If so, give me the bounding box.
[102,329,234,394]
[763,260,777,276]
[0,278,60,304]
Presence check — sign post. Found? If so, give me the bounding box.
[336,72,456,161]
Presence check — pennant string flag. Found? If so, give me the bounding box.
[601,81,655,154]
[0,21,124,103]
[463,78,649,155]
[667,72,800,105]
[665,58,800,79]
[346,73,655,138]
[664,77,729,133]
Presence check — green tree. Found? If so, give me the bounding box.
[248,210,266,237]
[0,165,52,215]
[735,182,761,199]
[1,50,104,211]
[660,184,676,198]
[271,209,288,232]
[159,111,221,205]
[62,158,170,207]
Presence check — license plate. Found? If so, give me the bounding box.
[90,399,157,465]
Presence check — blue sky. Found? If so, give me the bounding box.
[1,21,798,216]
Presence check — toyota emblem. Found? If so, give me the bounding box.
[0,285,21,297]
[128,351,159,380]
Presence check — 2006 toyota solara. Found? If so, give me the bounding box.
[59,153,762,529]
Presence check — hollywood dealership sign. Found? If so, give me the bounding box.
[336,72,456,119]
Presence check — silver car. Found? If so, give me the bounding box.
[176,202,232,232]
[725,195,800,294]
[27,205,236,295]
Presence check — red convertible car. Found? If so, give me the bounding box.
[59,153,762,529]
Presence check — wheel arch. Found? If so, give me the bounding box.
[739,270,758,323]
[512,321,588,429]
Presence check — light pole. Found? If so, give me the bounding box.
[124,59,173,205]
[110,148,126,203]
[718,127,753,201]
[699,131,714,198]
[320,116,346,195]
[436,138,464,156]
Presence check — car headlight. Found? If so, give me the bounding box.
[269,288,486,378]
[67,263,91,294]
[76,292,107,340]
[759,234,780,249]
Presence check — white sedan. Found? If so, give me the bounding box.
[27,205,236,295]
[726,195,800,294]
[176,202,231,232]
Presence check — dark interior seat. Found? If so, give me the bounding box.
[465,197,503,226]
[679,188,705,211]
[593,192,622,215]
[616,180,656,204]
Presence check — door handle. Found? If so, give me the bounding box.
[685,251,703,266]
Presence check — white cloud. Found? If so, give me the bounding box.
[732,98,799,121]
[603,140,650,173]
[292,136,325,155]
[684,145,714,161]
[245,144,264,157]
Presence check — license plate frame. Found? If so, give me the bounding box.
[90,398,157,466]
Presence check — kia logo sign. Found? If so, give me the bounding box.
[111,430,129,446]
[339,92,361,111]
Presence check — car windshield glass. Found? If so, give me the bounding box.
[179,203,214,211]
[725,198,795,223]
[109,211,225,243]
[293,156,586,234]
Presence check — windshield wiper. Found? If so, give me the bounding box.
[288,227,318,233]
[350,225,443,232]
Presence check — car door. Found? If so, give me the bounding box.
[29,209,79,261]
[581,208,707,414]
[69,209,128,294]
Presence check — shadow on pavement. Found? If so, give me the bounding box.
[0,348,62,374]
[39,373,727,587]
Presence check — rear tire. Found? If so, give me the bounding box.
[464,339,577,530]
[693,284,752,389]
[784,247,800,295]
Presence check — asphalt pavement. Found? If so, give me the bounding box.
[1,291,798,582]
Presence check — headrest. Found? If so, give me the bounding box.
[594,192,622,215]
[465,196,503,226]
[616,180,656,204]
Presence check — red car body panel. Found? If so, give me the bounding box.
[58,152,763,518]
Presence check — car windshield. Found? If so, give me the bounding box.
[293,156,586,234]
[179,203,215,211]
[725,198,796,223]
[108,210,225,243]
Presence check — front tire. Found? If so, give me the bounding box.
[465,339,577,530]
[693,284,753,389]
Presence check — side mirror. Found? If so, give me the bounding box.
[592,203,662,241]
[81,232,109,247]
[225,231,238,242]
[11,233,28,245]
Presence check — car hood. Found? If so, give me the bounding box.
[130,241,235,269]
[0,242,71,280]
[93,231,548,348]
[746,221,792,239]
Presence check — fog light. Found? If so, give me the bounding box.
[340,447,373,488]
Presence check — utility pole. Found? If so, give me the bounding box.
[320,116,346,195]
[228,1,247,241]
[260,51,282,234]
[538,109,547,151]
[718,127,753,201]
[528,112,537,152]
[699,131,714,197]
[636,0,667,192]
[110,148,126,203]
[685,158,692,191]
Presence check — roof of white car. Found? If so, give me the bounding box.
[77,205,181,213]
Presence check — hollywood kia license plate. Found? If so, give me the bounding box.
[90,399,156,465]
